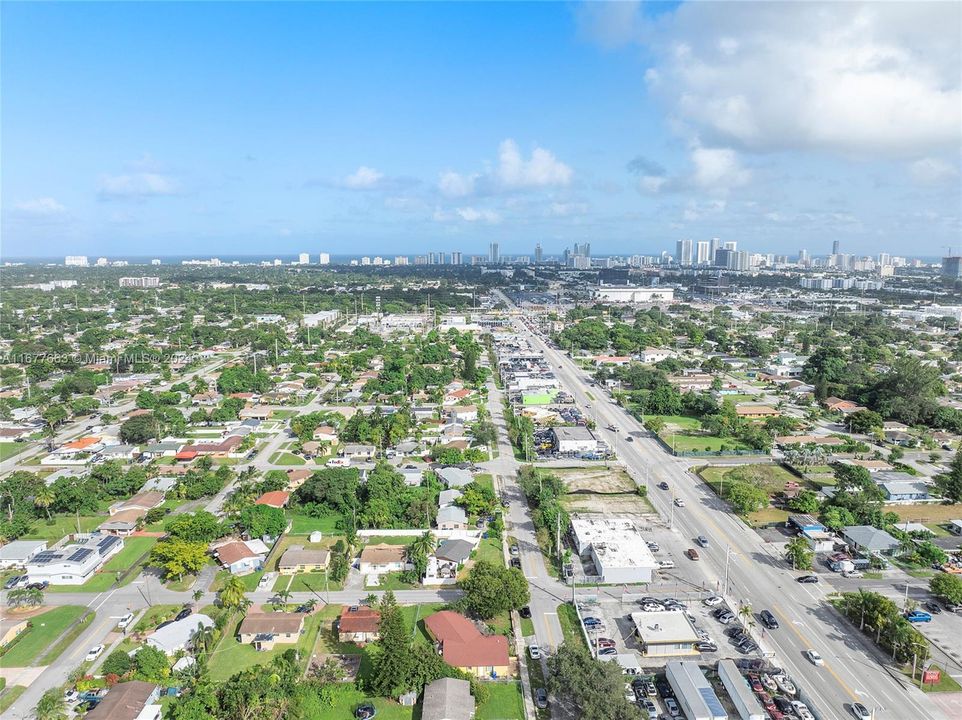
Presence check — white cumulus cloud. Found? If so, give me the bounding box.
[14,197,67,216]
[690,147,751,191]
[497,139,573,189]
[343,166,384,190]
[99,172,179,200]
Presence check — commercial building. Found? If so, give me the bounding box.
[570,515,658,584]
[676,239,694,266]
[25,534,123,585]
[594,286,675,304]
[488,242,500,264]
[65,255,89,266]
[665,661,728,720]
[319,252,331,265]
[943,256,962,279]
[718,659,766,720]
[549,426,598,455]
[631,611,700,657]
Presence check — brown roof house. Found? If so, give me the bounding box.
[359,543,412,575]
[278,546,330,575]
[238,611,305,651]
[424,611,510,679]
[336,605,381,645]
[85,681,161,720]
[213,539,269,575]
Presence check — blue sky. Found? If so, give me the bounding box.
[3,1,960,258]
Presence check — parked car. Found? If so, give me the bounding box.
[26,581,49,590]
[716,611,736,624]
[3,575,23,590]
[534,688,548,709]
[656,681,672,699]
[759,610,779,629]
[923,601,942,614]
[640,698,657,717]
[905,610,932,623]
[509,544,520,556]
[597,647,618,656]
[63,690,79,704]
[117,612,135,630]
[85,645,105,662]
[704,595,724,606]
[841,570,864,579]
[510,557,522,569]
[582,616,602,626]
[646,541,660,552]
[665,698,681,717]
[528,644,541,660]
[175,607,193,621]
[657,560,675,569]
[695,641,717,652]
[519,606,532,618]
[641,602,663,612]
[804,649,824,666]
[797,575,819,583]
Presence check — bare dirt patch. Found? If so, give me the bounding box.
[551,466,636,494]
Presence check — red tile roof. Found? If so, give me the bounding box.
[255,491,290,508]
[338,606,380,634]
[423,610,508,669]
[215,541,259,566]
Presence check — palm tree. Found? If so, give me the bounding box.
[218,575,247,610]
[33,486,55,521]
[410,531,436,558]
[192,589,204,603]
[34,688,66,720]
[785,537,813,571]
[7,586,43,608]
[738,603,755,629]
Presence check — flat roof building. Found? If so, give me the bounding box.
[665,661,728,720]
[630,611,700,657]
[570,515,658,584]
[25,534,122,585]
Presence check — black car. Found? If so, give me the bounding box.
[175,607,193,621]
[923,601,943,614]
[520,606,532,619]
[774,697,794,713]
[510,557,522,569]
[797,575,819,583]
[658,482,670,490]
[27,581,49,590]
[656,681,672,699]
[534,688,548,709]
[759,610,779,629]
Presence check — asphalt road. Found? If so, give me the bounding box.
[497,291,947,720]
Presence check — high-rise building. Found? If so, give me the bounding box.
[675,239,694,266]
[65,256,88,267]
[798,249,810,265]
[710,237,722,259]
[361,256,371,266]
[318,253,330,265]
[942,257,962,279]
[878,253,891,267]
[451,251,463,265]
[832,240,840,255]
[723,241,737,251]
[488,242,500,264]
[394,256,409,266]
[534,243,543,264]
[696,241,710,265]
[298,252,310,264]
[151,258,161,265]
[437,251,446,265]
[95,257,108,267]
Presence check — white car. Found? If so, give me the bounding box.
[85,644,105,662]
[703,595,724,606]
[641,602,663,612]
[528,644,541,660]
[804,649,824,666]
[674,498,685,507]
[117,612,135,630]
[850,703,872,720]
[842,570,864,579]
[657,560,675,569]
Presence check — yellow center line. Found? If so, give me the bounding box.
[773,602,859,702]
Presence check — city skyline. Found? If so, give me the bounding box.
[3,2,960,258]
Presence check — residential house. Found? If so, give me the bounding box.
[398,466,424,487]
[336,605,381,645]
[147,614,215,655]
[238,612,304,651]
[436,467,473,489]
[822,397,867,414]
[438,489,463,507]
[194,435,244,457]
[340,444,377,460]
[880,481,932,503]
[639,348,672,364]
[213,540,267,575]
[25,534,123,585]
[947,519,962,536]
[277,546,330,574]
[841,526,901,556]
[423,611,510,678]
[437,505,468,531]
[85,681,161,720]
[434,539,475,565]
[312,426,338,442]
[100,444,140,461]
[734,404,780,420]
[443,388,473,406]
[0,618,29,648]
[0,539,47,569]
[142,441,182,459]
[591,355,631,366]
[448,405,478,424]
[255,491,290,508]
[421,677,476,720]
[358,543,411,575]
[285,469,313,490]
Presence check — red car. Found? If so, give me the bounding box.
[749,676,764,694]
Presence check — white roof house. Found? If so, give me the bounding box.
[25,535,123,585]
[0,540,47,568]
[146,614,215,655]
[570,515,658,584]
[436,467,474,488]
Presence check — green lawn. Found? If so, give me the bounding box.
[0,442,31,461]
[0,686,26,714]
[1,606,88,666]
[289,512,343,535]
[904,664,962,693]
[477,681,524,720]
[47,536,157,592]
[271,409,299,419]
[399,603,446,646]
[661,432,753,453]
[207,609,324,681]
[557,603,586,649]
[131,604,181,634]
[297,686,414,720]
[471,537,505,568]
[273,572,343,593]
[646,415,701,430]
[210,570,264,593]
[475,473,494,492]
[22,513,104,542]
[698,464,800,526]
[269,451,306,465]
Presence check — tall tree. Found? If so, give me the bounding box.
[370,591,413,696]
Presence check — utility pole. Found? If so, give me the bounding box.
[724,545,732,595]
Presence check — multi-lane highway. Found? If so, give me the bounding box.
[497,291,947,720]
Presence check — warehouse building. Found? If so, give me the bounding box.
[665,661,728,720]
[631,611,700,657]
[718,659,765,720]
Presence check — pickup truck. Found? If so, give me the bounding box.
[905,610,932,623]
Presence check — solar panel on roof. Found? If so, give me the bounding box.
[67,548,94,563]
[31,552,57,564]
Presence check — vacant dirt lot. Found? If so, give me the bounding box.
[549,466,636,494]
